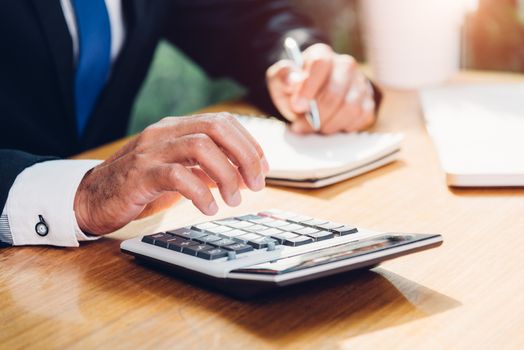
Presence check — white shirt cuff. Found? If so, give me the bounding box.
[5,159,103,247]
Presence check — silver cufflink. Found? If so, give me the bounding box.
[35,215,49,237]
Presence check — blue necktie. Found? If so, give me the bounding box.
[73,0,111,135]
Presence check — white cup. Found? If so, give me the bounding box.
[360,0,465,89]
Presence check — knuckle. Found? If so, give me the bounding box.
[126,153,149,177]
[243,153,261,173]
[135,128,154,150]
[327,82,346,99]
[205,113,234,135]
[167,164,186,184]
[189,133,213,153]
[202,117,223,134]
[318,43,334,54]
[307,43,332,55]
[216,112,235,125]
[193,184,211,201]
[158,116,175,124]
[339,54,356,67]
[310,56,330,70]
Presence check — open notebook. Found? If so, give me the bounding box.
[236,116,403,188]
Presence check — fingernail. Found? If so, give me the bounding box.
[207,201,218,215]
[346,87,360,103]
[230,191,241,207]
[292,96,309,112]
[261,156,270,174]
[253,174,266,191]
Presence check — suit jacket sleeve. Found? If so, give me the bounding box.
[162,0,328,117]
[0,149,57,212]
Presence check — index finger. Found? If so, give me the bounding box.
[227,116,270,174]
[295,44,334,101]
[152,113,267,191]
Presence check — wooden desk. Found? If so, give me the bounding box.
[2,71,524,349]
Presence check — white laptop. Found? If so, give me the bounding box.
[420,84,524,187]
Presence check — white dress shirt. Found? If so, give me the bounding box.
[0,0,125,246]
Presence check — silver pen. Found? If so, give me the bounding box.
[284,37,321,131]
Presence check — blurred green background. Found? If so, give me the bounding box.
[129,0,524,134]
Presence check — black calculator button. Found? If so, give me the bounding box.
[283,236,314,246]
[306,231,335,241]
[149,233,178,248]
[182,244,214,256]
[142,233,165,245]
[197,248,228,260]
[223,243,253,254]
[166,239,198,252]
[333,225,358,235]
[166,237,188,252]
[153,237,172,248]
[142,235,155,244]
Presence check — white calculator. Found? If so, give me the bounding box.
[121,209,442,298]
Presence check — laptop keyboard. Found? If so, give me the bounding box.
[141,210,358,261]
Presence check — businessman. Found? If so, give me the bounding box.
[0,0,379,247]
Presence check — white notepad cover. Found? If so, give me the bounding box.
[237,116,403,184]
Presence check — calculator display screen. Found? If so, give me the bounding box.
[232,234,428,275]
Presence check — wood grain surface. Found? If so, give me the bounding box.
[2,71,524,350]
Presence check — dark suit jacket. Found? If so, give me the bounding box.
[0,0,325,211]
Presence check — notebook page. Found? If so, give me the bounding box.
[236,116,403,180]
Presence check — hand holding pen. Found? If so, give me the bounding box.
[266,39,378,134]
[284,37,321,131]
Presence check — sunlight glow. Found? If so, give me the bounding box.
[463,0,479,12]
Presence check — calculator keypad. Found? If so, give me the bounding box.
[141,210,358,260]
